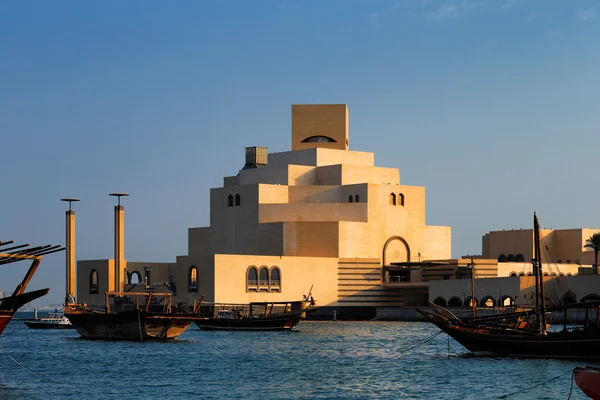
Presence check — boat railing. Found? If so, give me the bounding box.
[104,291,175,314]
[199,301,305,318]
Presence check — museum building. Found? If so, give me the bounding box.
[76,104,452,319]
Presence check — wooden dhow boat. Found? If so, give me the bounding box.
[0,239,65,335]
[65,292,206,341]
[417,213,600,359]
[196,297,315,331]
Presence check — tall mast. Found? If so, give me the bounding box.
[471,257,477,318]
[533,212,547,333]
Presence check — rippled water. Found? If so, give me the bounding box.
[0,320,594,399]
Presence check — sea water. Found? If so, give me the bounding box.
[0,320,593,399]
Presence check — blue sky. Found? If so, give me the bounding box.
[2,0,599,305]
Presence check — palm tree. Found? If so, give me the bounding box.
[584,232,600,274]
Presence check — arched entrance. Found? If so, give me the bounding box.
[129,270,141,285]
[382,236,411,266]
[382,236,411,283]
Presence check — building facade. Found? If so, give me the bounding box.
[76,104,452,318]
[428,227,600,309]
[73,104,600,318]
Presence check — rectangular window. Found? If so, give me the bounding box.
[389,270,410,283]
[455,267,472,280]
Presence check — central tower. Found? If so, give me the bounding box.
[291,104,348,151]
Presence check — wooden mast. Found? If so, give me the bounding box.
[533,212,547,333]
[471,257,477,318]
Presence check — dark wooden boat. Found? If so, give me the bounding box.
[0,240,65,335]
[417,213,600,359]
[65,292,205,341]
[574,366,600,399]
[196,300,313,331]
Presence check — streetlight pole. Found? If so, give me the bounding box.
[61,197,80,304]
[109,193,129,293]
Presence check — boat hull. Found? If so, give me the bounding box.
[0,312,14,335]
[195,314,302,331]
[574,367,600,399]
[65,309,195,341]
[24,321,74,329]
[420,309,600,359]
[0,289,50,335]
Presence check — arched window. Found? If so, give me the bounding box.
[433,297,447,307]
[580,294,600,303]
[90,269,99,294]
[188,265,198,292]
[518,272,525,276]
[509,272,517,277]
[507,254,516,262]
[398,193,405,206]
[516,253,525,262]
[348,195,353,203]
[235,194,241,206]
[466,296,478,307]
[228,194,233,207]
[481,296,495,308]
[301,135,337,143]
[390,193,396,206]
[355,194,359,202]
[500,296,515,306]
[270,267,281,292]
[247,266,258,292]
[448,297,462,307]
[129,270,141,285]
[498,254,507,262]
[259,266,269,291]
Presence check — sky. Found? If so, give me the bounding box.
[1,0,599,306]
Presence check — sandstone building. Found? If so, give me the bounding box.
[73,104,600,318]
[76,104,452,318]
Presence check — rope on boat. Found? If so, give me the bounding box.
[0,344,63,384]
[566,369,576,400]
[497,368,574,399]
[395,330,444,354]
[137,308,143,343]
